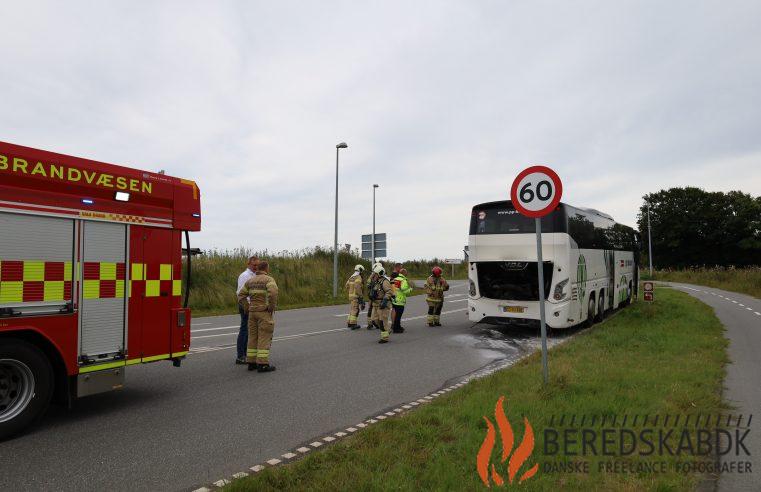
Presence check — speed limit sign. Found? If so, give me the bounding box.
[510,164,563,385]
[510,165,563,218]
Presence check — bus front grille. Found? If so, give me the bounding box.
[475,261,553,301]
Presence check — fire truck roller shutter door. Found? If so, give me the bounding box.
[0,212,74,313]
[80,221,127,359]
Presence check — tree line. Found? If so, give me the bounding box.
[636,187,761,268]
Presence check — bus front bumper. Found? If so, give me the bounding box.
[467,297,576,329]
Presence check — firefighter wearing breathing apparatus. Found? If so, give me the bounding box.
[369,264,393,343]
[345,265,366,329]
[365,262,383,329]
[425,266,449,326]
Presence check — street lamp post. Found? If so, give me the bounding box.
[647,201,653,276]
[333,142,348,297]
[372,184,379,264]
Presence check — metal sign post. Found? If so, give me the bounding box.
[444,258,462,277]
[534,216,549,384]
[510,165,563,385]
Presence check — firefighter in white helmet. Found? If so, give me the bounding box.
[369,264,393,343]
[365,262,384,329]
[345,264,366,329]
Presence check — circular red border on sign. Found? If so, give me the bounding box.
[510,165,563,218]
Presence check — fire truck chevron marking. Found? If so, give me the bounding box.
[0,260,182,303]
[0,260,73,303]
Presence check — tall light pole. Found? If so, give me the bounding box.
[333,142,348,297]
[372,184,379,264]
[647,201,653,276]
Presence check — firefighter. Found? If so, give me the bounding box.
[370,264,393,343]
[237,261,279,372]
[345,264,366,329]
[391,268,412,333]
[235,255,258,364]
[425,266,449,326]
[365,262,383,330]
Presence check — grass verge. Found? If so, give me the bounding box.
[642,267,761,299]
[226,287,727,491]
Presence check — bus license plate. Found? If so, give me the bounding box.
[503,306,525,313]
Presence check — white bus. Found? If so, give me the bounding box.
[467,200,641,329]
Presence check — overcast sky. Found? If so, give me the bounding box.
[2,1,759,260]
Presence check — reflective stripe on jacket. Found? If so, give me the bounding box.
[425,275,449,302]
[345,273,364,300]
[392,274,412,306]
[238,273,279,312]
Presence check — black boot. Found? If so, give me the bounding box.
[258,364,277,373]
[247,363,258,371]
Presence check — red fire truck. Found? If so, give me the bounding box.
[0,141,201,439]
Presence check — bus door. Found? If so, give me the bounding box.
[608,250,615,309]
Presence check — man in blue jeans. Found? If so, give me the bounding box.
[236,256,259,364]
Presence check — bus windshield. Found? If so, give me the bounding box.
[469,202,566,235]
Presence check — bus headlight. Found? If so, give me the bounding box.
[553,278,569,301]
[469,280,477,297]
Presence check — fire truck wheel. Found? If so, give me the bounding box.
[0,339,54,441]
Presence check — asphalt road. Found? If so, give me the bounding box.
[668,283,761,492]
[0,281,551,491]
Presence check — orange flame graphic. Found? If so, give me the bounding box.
[476,396,538,487]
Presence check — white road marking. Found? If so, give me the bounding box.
[323,436,336,442]
[346,427,358,433]
[449,298,468,303]
[683,286,701,291]
[310,441,323,447]
[739,304,745,307]
[402,308,467,321]
[193,326,350,341]
[282,452,297,459]
[192,325,238,333]
[266,458,281,466]
[191,332,239,339]
[232,472,248,479]
[747,307,753,311]
[296,447,310,453]
[250,465,265,473]
[193,322,213,326]
[755,312,761,316]
[732,300,738,303]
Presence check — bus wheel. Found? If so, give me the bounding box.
[0,339,53,441]
[586,296,596,327]
[596,293,605,322]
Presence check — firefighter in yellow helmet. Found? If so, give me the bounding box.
[237,261,279,372]
[425,266,449,326]
[370,264,393,343]
[345,264,366,329]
